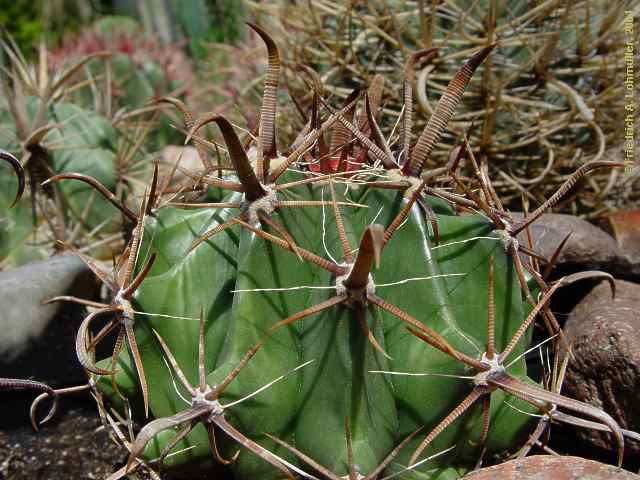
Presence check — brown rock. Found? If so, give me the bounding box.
[563,279,640,455]
[603,210,640,264]
[462,456,639,479]
[511,212,622,271]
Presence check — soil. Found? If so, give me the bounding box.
[0,392,229,480]
[0,395,128,480]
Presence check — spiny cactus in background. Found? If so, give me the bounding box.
[9,24,634,480]
[0,33,180,266]
[0,149,25,208]
[0,38,120,265]
[248,0,635,216]
[49,16,196,110]
[200,32,265,129]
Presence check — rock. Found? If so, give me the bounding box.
[155,145,214,202]
[602,209,640,270]
[0,254,99,386]
[511,212,622,272]
[462,456,639,479]
[511,212,640,280]
[159,145,202,180]
[562,279,640,456]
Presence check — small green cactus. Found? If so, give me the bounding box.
[0,32,185,265]
[22,24,630,480]
[0,97,120,264]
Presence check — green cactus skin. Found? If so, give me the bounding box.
[0,11,629,479]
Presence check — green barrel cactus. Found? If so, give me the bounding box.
[0,97,121,265]
[36,24,629,480]
[0,39,138,265]
[0,32,188,266]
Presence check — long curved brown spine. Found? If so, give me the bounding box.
[248,23,280,181]
[404,45,495,177]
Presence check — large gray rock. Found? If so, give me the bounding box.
[463,456,639,479]
[0,254,99,385]
[563,279,640,456]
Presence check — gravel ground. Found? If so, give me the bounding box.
[0,401,129,480]
[0,393,228,480]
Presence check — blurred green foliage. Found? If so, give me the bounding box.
[1,0,245,61]
[0,1,48,54]
[0,0,98,55]
[205,0,244,43]
[169,0,246,58]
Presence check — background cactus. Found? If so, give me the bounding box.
[26,26,624,480]
[0,74,122,265]
[0,27,194,267]
[50,16,196,112]
[248,0,636,217]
